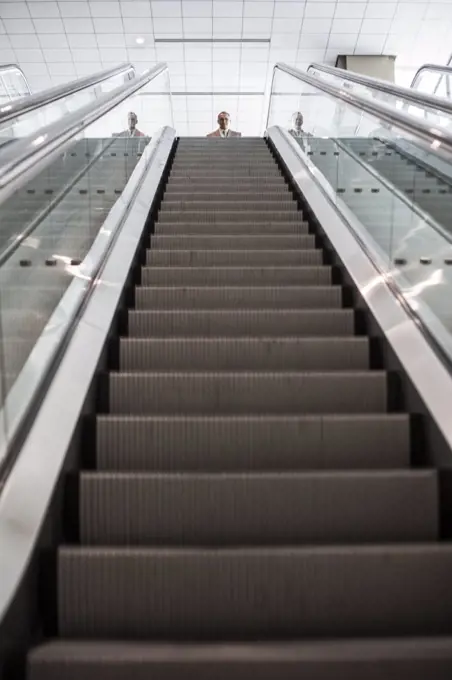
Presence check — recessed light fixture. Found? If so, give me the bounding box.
[136,37,145,45]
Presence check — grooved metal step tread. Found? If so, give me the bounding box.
[108,371,387,414]
[26,637,452,680]
[154,223,309,234]
[168,180,288,189]
[134,286,342,310]
[146,250,323,266]
[96,413,410,471]
[161,201,298,211]
[79,470,437,546]
[149,235,316,250]
[164,191,291,200]
[127,309,355,337]
[119,337,367,370]
[58,544,452,638]
[157,212,305,224]
[140,266,331,287]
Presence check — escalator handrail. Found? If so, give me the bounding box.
[0,63,135,124]
[307,62,452,115]
[411,63,452,91]
[0,62,168,208]
[270,63,452,157]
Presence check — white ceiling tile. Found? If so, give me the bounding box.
[186,61,210,76]
[184,17,212,33]
[166,60,185,74]
[0,19,4,33]
[26,74,52,90]
[121,1,152,16]
[241,44,269,59]
[0,47,15,59]
[296,48,325,60]
[0,33,10,47]
[21,62,48,75]
[271,31,299,45]
[58,2,90,17]
[33,18,65,32]
[99,46,127,60]
[390,18,421,32]
[327,33,357,49]
[272,17,302,31]
[48,61,76,76]
[125,33,154,46]
[360,18,392,33]
[38,33,69,47]
[274,2,304,17]
[364,3,396,19]
[71,47,101,60]
[43,47,72,60]
[74,61,101,75]
[417,19,449,37]
[96,33,125,47]
[394,3,427,19]
[157,45,184,59]
[298,33,328,47]
[426,3,452,20]
[213,61,239,77]
[93,17,124,32]
[384,34,415,51]
[213,0,242,16]
[28,2,60,18]
[331,18,361,32]
[152,1,182,17]
[63,17,94,31]
[304,2,335,17]
[302,18,332,32]
[0,2,29,19]
[127,46,156,61]
[355,33,386,52]
[9,33,40,47]
[244,1,274,17]
[186,44,213,58]
[323,50,337,63]
[269,47,297,59]
[14,48,44,61]
[334,2,366,18]
[3,18,34,33]
[68,33,97,46]
[243,16,272,32]
[90,1,121,16]
[153,17,182,32]
[212,17,242,32]
[183,1,213,17]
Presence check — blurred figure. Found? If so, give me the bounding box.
[207,111,241,138]
[115,112,145,137]
[290,111,306,138]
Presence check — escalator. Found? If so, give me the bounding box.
[4,63,452,679]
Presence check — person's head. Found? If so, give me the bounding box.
[293,111,304,131]
[128,111,138,131]
[217,111,230,131]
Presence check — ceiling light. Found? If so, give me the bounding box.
[136,37,145,45]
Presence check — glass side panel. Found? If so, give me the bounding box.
[268,66,452,365]
[0,66,172,463]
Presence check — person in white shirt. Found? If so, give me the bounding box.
[115,112,145,137]
[207,111,241,138]
[290,111,306,138]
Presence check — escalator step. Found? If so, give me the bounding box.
[146,249,323,266]
[96,413,411,471]
[79,470,437,545]
[157,211,305,224]
[154,223,308,234]
[127,309,355,337]
[57,544,452,638]
[161,200,298,211]
[140,266,331,287]
[27,637,452,680]
[134,286,342,310]
[149,235,316,249]
[119,337,368,371]
[107,371,387,414]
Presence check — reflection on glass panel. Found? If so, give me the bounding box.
[0,64,171,459]
[268,65,452,363]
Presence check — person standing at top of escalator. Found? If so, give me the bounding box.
[115,112,145,137]
[207,111,241,138]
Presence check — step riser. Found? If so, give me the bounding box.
[119,338,368,371]
[154,224,309,234]
[149,236,316,250]
[157,213,305,224]
[58,546,452,638]
[127,311,355,337]
[80,472,437,546]
[96,415,411,471]
[134,286,342,310]
[161,202,298,211]
[108,372,387,415]
[146,251,323,266]
[140,267,332,287]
